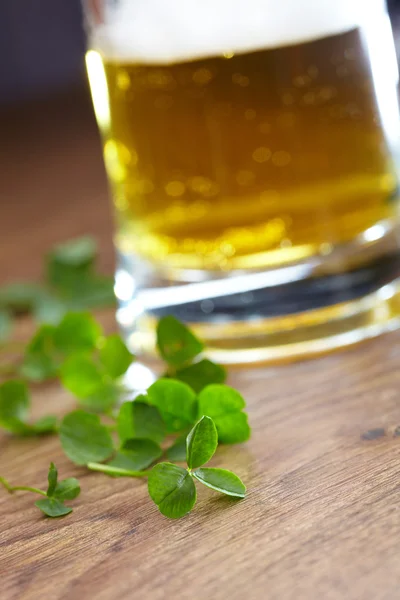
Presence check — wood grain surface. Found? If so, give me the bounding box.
[1,90,400,600]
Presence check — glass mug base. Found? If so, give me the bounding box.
[115,223,400,365]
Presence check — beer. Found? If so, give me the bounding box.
[85,0,400,362]
[87,0,399,273]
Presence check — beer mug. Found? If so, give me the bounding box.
[83,0,400,363]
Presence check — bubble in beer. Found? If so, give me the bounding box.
[192,68,213,85]
[280,238,293,248]
[253,147,272,163]
[115,194,129,211]
[165,181,186,197]
[147,71,176,89]
[117,70,131,91]
[189,177,219,197]
[236,170,255,186]
[166,203,186,222]
[293,75,312,88]
[220,242,236,257]
[272,151,292,167]
[319,87,337,101]
[104,139,132,182]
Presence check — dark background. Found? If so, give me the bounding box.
[0,0,86,104]
[1,0,400,105]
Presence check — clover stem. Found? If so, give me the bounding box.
[87,463,151,478]
[0,477,47,496]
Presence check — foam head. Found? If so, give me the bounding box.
[88,0,387,63]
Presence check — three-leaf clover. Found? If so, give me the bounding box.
[35,463,81,517]
[1,303,252,522]
[148,416,246,519]
[0,463,80,518]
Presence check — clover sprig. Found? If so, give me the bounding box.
[0,238,251,520]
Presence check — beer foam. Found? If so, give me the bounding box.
[89,0,387,63]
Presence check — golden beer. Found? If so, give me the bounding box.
[85,0,400,362]
[90,28,399,271]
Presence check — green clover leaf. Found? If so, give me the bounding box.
[147,379,197,432]
[117,397,165,444]
[192,468,246,498]
[156,316,203,367]
[59,410,114,465]
[186,416,218,469]
[197,385,251,443]
[148,463,197,519]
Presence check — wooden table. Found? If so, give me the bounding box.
[1,89,400,600]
